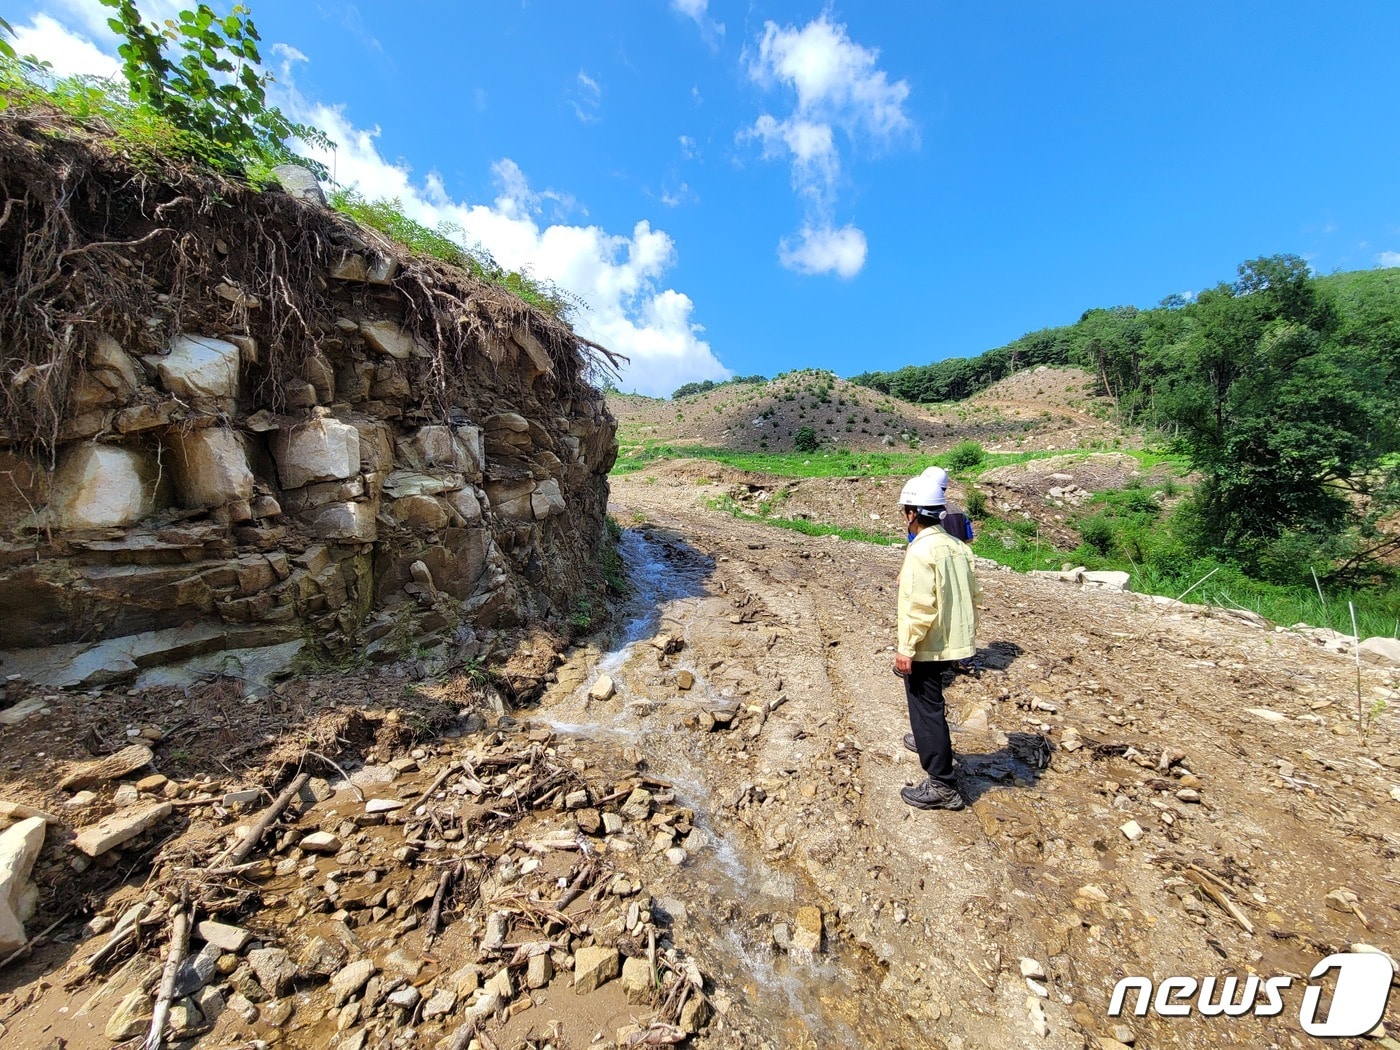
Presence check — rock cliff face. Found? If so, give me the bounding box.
[0,122,617,688]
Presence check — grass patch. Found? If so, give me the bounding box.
[707,496,903,546]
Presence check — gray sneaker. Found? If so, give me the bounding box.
[903,733,918,753]
[900,777,966,811]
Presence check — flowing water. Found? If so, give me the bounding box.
[539,528,877,1046]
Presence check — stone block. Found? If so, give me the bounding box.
[445,488,482,524]
[280,478,365,515]
[381,471,465,499]
[166,428,254,510]
[388,496,448,530]
[1082,570,1131,592]
[484,479,535,521]
[271,418,361,489]
[1359,637,1400,667]
[47,443,161,529]
[148,334,240,400]
[73,801,172,857]
[302,501,377,542]
[88,333,141,398]
[572,945,619,994]
[352,421,395,473]
[359,321,423,360]
[531,479,566,519]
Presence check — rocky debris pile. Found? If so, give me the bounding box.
[0,122,617,692]
[22,722,719,1048]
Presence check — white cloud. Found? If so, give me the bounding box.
[571,70,602,123]
[744,15,912,278]
[1377,251,1400,268]
[678,134,699,160]
[11,12,120,77]
[671,0,724,43]
[778,225,867,279]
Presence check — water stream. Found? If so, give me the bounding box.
[539,528,871,1046]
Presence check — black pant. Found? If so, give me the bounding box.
[905,660,956,789]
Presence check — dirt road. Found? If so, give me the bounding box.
[596,469,1400,1049]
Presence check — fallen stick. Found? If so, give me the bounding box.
[306,751,364,801]
[423,865,456,948]
[1185,868,1255,934]
[143,905,191,1050]
[0,913,71,970]
[400,762,461,821]
[218,772,311,868]
[553,863,594,912]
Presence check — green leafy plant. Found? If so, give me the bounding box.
[99,0,331,176]
[945,440,986,472]
[793,426,819,452]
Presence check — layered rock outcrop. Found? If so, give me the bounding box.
[0,120,616,688]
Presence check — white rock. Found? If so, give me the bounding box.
[1359,637,1400,667]
[271,418,362,490]
[150,334,240,400]
[1082,570,1131,592]
[300,831,342,853]
[165,427,254,510]
[1026,977,1049,998]
[0,817,46,954]
[1019,957,1046,979]
[588,675,616,702]
[1244,708,1288,724]
[1119,820,1143,842]
[196,919,251,952]
[73,801,171,857]
[46,443,161,529]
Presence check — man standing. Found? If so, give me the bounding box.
[895,468,982,811]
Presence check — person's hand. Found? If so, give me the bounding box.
[894,653,913,676]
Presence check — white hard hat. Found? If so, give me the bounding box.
[899,469,947,510]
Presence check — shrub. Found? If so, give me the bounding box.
[793,426,819,452]
[945,440,986,472]
[964,486,987,519]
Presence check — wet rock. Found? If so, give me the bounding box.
[792,906,823,952]
[573,945,620,994]
[679,994,712,1034]
[73,801,171,857]
[105,987,153,1041]
[331,959,377,1007]
[248,946,296,997]
[588,675,616,701]
[298,935,349,978]
[0,816,45,954]
[620,788,653,821]
[621,956,652,1003]
[676,670,695,691]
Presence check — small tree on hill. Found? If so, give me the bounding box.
[793,426,819,452]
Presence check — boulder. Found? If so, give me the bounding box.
[0,817,45,954]
[389,495,448,530]
[359,321,424,360]
[166,428,254,510]
[272,163,326,205]
[484,479,536,521]
[1082,570,1131,592]
[381,471,465,499]
[1359,637,1400,667]
[271,418,362,489]
[46,443,161,529]
[148,334,240,400]
[445,488,483,524]
[399,426,483,477]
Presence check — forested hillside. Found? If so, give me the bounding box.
[855,257,1400,584]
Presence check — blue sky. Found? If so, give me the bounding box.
[11,1,1400,396]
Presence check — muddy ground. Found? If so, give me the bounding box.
[2,467,1398,1050]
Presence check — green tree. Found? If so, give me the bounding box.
[793,426,819,452]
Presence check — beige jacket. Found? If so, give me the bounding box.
[897,526,982,661]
